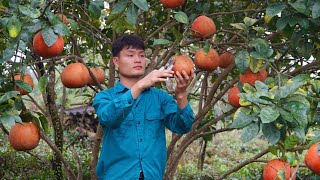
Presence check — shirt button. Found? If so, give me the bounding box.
[137,121,140,124]
[139,139,142,142]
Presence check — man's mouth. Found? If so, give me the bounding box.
[133,66,142,69]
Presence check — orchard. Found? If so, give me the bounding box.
[0,0,319,179]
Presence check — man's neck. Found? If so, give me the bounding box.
[119,76,140,88]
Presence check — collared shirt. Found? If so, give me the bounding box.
[93,81,194,180]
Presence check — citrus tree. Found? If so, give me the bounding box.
[0,0,319,179]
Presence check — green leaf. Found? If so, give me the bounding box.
[268,145,279,156]
[276,16,290,31]
[253,38,274,58]
[254,81,268,93]
[279,108,294,122]
[7,17,22,38]
[243,17,257,26]
[174,11,189,24]
[252,26,265,33]
[41,27,58,47]
[235,51,250,74]
[170,27,183,42]
[262,123,281,145]
[15,80,32,93]
[249,58,264,73]
[284,135,300,150]
[293,127,305,141]
[230,107,254,128]
[230,23,247,31]
[18,4,40,18]
[111,0,128,14]
[277,170,286,180]
[242,83,256,94]
[0,114,22,127]
[297,17,309,29]
[35,112,49,133]
[266,3,286,17]
[88,0,104,19]
[289,0,306,14]
[275,80,306,99]
[38,75,48,93]
[312,1,320,19]
[259,106,280,123]
[67,19,78,31]
[53,22,70,36]
[132,0,149,11]
[152,38,172,46]
[300,42,313,60]
[126,4,138,25]
[0,91,19,104]
[2,47,15,62]
[310,80,320,93]
[241,122,260,142]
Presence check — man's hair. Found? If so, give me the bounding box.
[112,35,145,57]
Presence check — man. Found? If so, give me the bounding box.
[93,34,195,179]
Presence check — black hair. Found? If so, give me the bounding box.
[112,35,145,57]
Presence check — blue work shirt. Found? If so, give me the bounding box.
[93,81,194,180]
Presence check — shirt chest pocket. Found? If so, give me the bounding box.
[115,113,134,138]
[146,113,164,138]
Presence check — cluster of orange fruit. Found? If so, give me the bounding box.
[262,142,320,179]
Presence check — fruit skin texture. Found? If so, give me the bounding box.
[160,0,185,8]
[191,15,216,39]
[9,122,40,151]
[240,69,267,85]
[304,142,320,175]
[33,31,64,58]
[14,73,34,95]
[219,52,235,68]
[88,67,106,85]
[228,86,241,108]
[172,55,194,76]
[194,48,219,71]
[61,63,90,88]
[262,159,295,180]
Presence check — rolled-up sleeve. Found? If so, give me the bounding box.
[93,90,135,128]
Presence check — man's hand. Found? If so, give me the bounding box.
[131,69,174,99]
[174,69,194,108]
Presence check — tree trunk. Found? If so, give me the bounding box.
[47,62,64,179]
[197,139,207,171]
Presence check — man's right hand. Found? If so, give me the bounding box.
[131,69,174,99]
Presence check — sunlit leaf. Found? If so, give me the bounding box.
[284,135,300,150]
[259,106,280,123]
[38,75,48,93]
[174,11,189,24]
[230,107,254,128]
[18,4,40,18]
[0,91,19,104]
[152,38,172,46]
[243,17,257,26]
[132,0,149,11]
[230,23,247,31]
[235,51,250,74]
[0,114,22,127]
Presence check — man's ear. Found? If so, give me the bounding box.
[113,56,119,68]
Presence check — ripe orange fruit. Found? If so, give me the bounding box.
[191,15,216,39]
[14,73,34,95]
[56,13,68,24]
[87,67,106,85]
[172,55,194,76]
[9,122,40,151]
[194,48,219,71]
[228,86,241,108]
[304,142,320,175]
[262,159,295,180]
[61,63,90,88]
[160,0,185,8]
[219,51,235,68]
[239,69,267,85]
[33,31,64,58]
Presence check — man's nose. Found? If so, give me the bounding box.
[134,55,142,63]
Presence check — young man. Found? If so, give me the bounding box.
[93,35,195,180]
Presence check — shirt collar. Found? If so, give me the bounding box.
[114,80,151,93]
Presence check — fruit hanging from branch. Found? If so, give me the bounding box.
[228,85,241,108]
[262,159,296,180]
[87,67,106,85]
[32,31,64,58]
[172,55,194,76]
[61,62,90,88]
[191,15,216,39]
[9,122,40,151]
[14,73,34,95]
[194,48,219,71]
[304,142,320,175]
[240,68,267,85]
[160,0,185,8]
[218,51,235,68]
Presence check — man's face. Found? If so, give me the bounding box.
[113,46,146,78]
